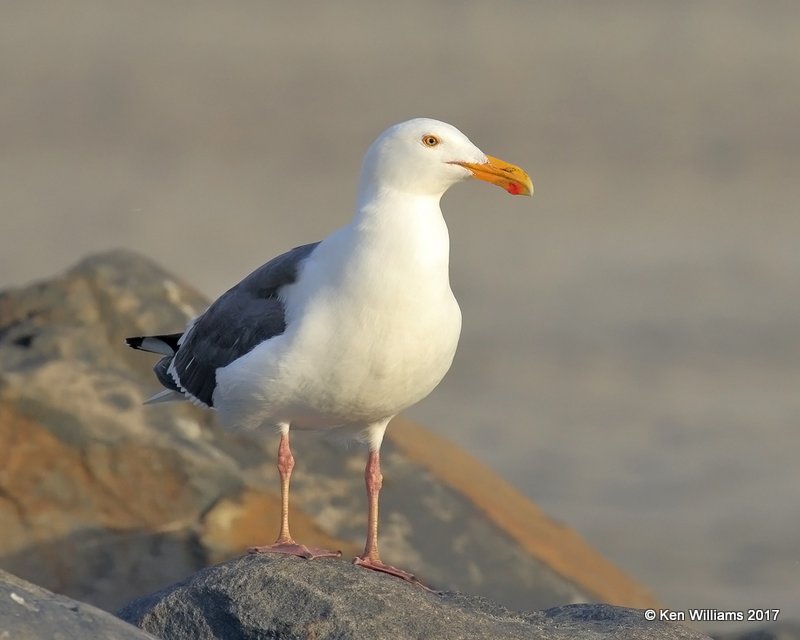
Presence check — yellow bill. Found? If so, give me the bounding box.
[452,155,533,196]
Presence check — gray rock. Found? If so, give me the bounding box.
[713,622,800,640]
[0,568,156,640]
[119,554,711,640]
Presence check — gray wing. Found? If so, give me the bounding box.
[168,242,319,406]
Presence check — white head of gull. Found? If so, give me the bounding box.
[127,118,532,586]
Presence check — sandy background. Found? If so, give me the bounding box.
[2,1,799,630]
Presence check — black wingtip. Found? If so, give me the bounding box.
[125,336,144,350]
[125,333,183,355]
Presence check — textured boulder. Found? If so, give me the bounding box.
[119,554,710,640]
[0,251,347,612]
[0,568,155,640]
[0,250,656,613]
[713,623,800,640]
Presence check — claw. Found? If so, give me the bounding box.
[353,556,435,591]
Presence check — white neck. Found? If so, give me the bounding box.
[350,186,451,276]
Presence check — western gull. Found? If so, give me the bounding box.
[127,118,532,585]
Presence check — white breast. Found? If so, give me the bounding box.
[214,194,462,431]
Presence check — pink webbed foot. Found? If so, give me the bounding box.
[248,542,341,560]
[353,555,435,591]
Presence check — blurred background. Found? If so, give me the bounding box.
[2,0,798,629]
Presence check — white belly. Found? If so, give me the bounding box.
[281,286,462,428]
[213,219,462,431]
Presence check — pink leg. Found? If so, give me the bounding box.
[353,449,431,588]
[248,431,340,559]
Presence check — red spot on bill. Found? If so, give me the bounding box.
[506,182,521,195]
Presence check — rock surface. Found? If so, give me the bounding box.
[713,623,800,640]
[0,250,656,613]
[119,554,710,640]
[0,568,155,640]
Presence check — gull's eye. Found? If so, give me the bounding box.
[422,134,440,147]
